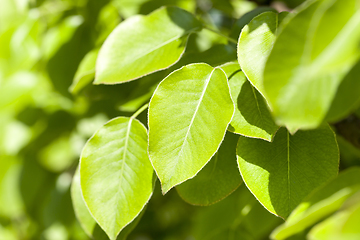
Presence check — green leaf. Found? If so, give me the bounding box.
[80,117,154,240]
[221,62,278,141]
[325,60,360,122]
[192,185,282,240]
[271,167,360,240]
[69,49,99,94]
[263,0,360,131]
[308,201,360,240]
[72,167,105,239]
[176,132,241,206]
[148,63,234,194]
[340,202,360,237]
[229,7,276,40]
[237,11,288,96]
[237,125,339,219]
[71,166,144,240]
[308,211,350,240]
[95,6,202,84]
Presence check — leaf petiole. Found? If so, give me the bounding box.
[131,103,149,119]
[203,26,238,44]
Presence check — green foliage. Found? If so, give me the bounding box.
[271,167,360,239]
[263,0,360,132]
[2,0,360,239]
[308,196,360,240]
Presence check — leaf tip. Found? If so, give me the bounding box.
[286,126,299,135]
[108,233,118,240]
[161,184,172,195]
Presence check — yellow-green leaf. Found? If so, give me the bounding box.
[95,6,202,84]
[80,117,154,240]
[149,63,234,194]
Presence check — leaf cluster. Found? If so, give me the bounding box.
[1,0,360,240]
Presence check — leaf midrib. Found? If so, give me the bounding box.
[122,34,183,67]
[167,68,216,186]
[136,26,201,62]
[112,27,200,78]
[251,85,263,123]
[114,118,133,237]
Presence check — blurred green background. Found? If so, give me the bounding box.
[0,0,320,239]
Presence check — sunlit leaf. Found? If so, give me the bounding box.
[237,11,288,96]
[69,49,99,94]
[263,0,360,131]
[71,166,144,240]
[149,63,234,194]
[80,117,154,240]
[237,125,339,219]
[308,200,360,240]
[95,6,202,84]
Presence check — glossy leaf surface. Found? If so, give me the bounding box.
[263,0,360,131]
[237,126,339,218]
[176,132,241,206]
[95,6,202,84]
[271,167,360,240]
[80,117,154,240]
[71,167,142,240]
[149,63,234,194]
[237,11,288,96]
[222,62,278,141]
[308,201,360,240]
